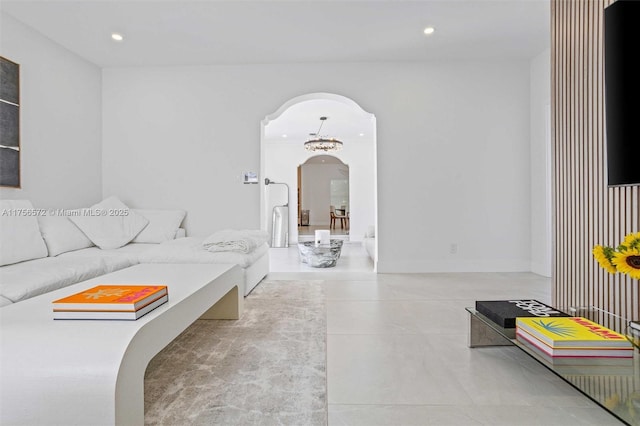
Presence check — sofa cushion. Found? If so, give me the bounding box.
[69,196,149,250]
[38,215,94,256]
[131,209,186,243]
[0,295,12,307]
[58,243,156,265]
[139,236,268,268]
[0,256,135,304]
[0,200,48,266]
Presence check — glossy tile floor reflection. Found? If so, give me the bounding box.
[268,242,373,275]
[268,244,624,425]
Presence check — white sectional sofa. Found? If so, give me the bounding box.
[0,198,269,307]
[363,225,375,261]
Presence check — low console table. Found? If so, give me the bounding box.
[0,263,243,426]
[467,306,640,426]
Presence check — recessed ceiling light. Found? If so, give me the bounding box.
[423,27,435,35]
[282,134,288,138]
[111,33,124,42]
[359,133,365,137]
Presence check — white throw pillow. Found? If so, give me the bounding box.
[131,209,186,243]
[0,200,48,266]
[69,196,149,250]
[38,214,94,256]
[364,225,376,238]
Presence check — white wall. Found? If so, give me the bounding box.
[0,14,102,209]
[373,62,533,273]
[102,60,533,272]
[530,49,552,277]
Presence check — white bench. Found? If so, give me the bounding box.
[0,263,243,425]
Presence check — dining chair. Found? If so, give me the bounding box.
[329,205,336,228]
[330,205,347,229]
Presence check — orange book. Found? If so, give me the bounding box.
[52,285,168,312]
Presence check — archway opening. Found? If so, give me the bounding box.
[298,155,350,240]
[260,92,377,271]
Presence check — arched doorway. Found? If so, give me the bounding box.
[298,155,350,240]
[260,92,378,270]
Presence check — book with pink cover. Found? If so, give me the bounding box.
[516,328,633,358]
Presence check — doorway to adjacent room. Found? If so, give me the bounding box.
[260,92,378,272]
[297,155,350,241]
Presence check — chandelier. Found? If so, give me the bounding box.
[304,116,343,152]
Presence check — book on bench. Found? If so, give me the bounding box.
[52,284,168,320]
[475,299,569,329]
[516,333,634,374]
[516,316,633,351]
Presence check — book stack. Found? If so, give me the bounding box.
[516,334,634,374]
[52,285,168,320]
[475,300,569,337]
[515,316,633,359]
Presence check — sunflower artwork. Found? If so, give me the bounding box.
[593,232,640,280]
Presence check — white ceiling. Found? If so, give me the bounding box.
[1,0,550,147]
[2,0,550,68]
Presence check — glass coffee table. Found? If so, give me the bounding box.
[466,306,640,426]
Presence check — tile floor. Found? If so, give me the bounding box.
[268,241,373,275]
[266,243,624,425]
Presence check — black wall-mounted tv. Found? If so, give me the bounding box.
[604,0,640,187]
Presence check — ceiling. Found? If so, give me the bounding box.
[1,0,550,146]
[1,0,550,68]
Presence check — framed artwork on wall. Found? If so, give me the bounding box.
[243,171,258,184]
[0,56,20,188]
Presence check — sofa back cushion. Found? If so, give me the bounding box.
[131,209,186,243]
[69,196,149,250]
[0,255,135,304]
[0,200,49,266]
[38,215,94,256]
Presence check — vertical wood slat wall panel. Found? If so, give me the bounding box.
[552,0,640,321]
